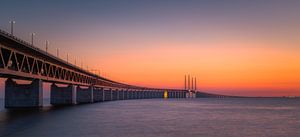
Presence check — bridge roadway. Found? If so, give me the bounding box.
[0,29,188,108]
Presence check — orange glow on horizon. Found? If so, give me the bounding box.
[81,39,300,97]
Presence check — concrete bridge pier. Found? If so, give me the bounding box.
[112,89,118,100]
[144,91,148,99]
[76,86,93,104]
[133,91,138,99]
[148,91,151,99]
[179,92,182,98]
[142,91,145,99]
[143,91,147,99]
[148,91,151,98]
[173,92,176,98]
[136,91,139,99]
[104,89,112,101]
[137,91,141,99]
[154,91,157,98]
[118,89,124,100]
[184,91,187,98]
[168,92,173,98]
[157,91,160,98]
[140,91,144,99]
[93,87,104,102]
[124,90,128,100]
[158,91,162,98]
[156,91,160,98]
[5,78,43,108]
[152,91,156,98]
[149,91,153,98]
[144,91,147,99]
[161,91,164,98]
[176,92,180,98]
[51,83,76,105]
[128,90,132,99]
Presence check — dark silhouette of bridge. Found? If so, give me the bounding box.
[0,28,228,108]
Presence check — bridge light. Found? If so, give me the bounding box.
[41,68,44,74]
[56,48,59,57]
[164,90,168,99]
[30,33,36,46]
[45,40,49,53]
[9,21,16,35]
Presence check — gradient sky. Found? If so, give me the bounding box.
[0,0,300,97]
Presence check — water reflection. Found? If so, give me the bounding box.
[0,98,299,137]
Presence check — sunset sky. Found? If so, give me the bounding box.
[0,0,300,97]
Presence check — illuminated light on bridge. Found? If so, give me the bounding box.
[164,90,168,99]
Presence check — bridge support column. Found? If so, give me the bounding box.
[144,91,147,99]
[151,91,154,98]
[51,84,76,105]
[161,91,164,98]
[141,91,144,99]
[140,91,143,99]
[148,91,151,99]
[141,91,145,99]
[5,78,43,108]
[146,91,149,99]
[137,91,140,99]
[147,91,150,99]
[93,87,104,102]
[176,92,179,98]
[128,90,132,99]
[147,91,151,98]
[76,86,93,104]
[112,89,118,100]
[104,89,112,101]
[168,92,172,98]
[124,90,128,100]
[135,91,139,99]
[118,89,124,100]
[117,89,120,100]
[133,91,137,99]
[139,91,143,99]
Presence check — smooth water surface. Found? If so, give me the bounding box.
[0,98,299,137]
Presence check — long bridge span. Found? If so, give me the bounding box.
[0,28,225,108]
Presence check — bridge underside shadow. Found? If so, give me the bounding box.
[4,78,190,108]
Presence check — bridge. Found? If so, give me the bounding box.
[0,28,225,108]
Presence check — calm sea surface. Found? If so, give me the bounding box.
[0,98,299,137]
